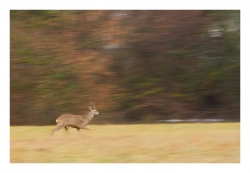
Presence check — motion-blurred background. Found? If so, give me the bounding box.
[10,10,240,125]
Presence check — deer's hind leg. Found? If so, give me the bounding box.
[50,124,64,135]
[64,126,69,131]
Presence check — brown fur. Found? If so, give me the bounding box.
[50,103,100,135]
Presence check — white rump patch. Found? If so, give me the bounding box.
[56,119,59,123]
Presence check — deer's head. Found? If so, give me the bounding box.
[88,101,100,116]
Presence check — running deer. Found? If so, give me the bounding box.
[50,102,100,135]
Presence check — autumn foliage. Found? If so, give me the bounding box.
[10,10,240,125]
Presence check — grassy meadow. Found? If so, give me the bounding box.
[10,123,240,163]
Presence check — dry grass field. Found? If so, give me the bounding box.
[10,123,240,163]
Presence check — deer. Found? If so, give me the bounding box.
[50,102,100,135]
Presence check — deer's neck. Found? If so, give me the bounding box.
[85,111,94,122]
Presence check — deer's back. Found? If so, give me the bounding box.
[56,113,88,126]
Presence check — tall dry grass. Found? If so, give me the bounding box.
[10,123,240,163]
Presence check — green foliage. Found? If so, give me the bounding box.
[136,87,164,99]
[135,78,159,87]
[164,50,188,58]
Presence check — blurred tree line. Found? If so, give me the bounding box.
[10,10,240,125]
